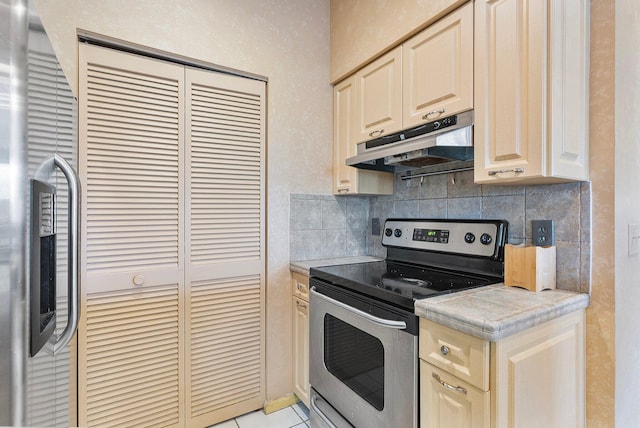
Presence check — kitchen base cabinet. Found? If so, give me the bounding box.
[420,310,585,428]
[291,272,310,407]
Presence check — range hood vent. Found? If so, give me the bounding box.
[346,110,474,172]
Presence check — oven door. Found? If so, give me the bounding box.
[309,281,418,428]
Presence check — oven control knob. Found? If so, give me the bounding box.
[394,228,402,238]
[464,232,475,244]
[384,228,393,237]
[480,233,493,245]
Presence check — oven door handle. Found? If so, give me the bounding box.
[310,286,407,330]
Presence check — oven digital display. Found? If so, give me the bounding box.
[413,228,449,243]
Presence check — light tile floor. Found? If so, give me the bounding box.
[209,402,310,428]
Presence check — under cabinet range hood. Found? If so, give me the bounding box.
[346,110,474,172]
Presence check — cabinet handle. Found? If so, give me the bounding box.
[337,188,350,193]
[296,300,308,309]
[432,372,467,395]
[422,108,445,120]
[440,345,450,356]
[369,129,384,138]
[488,167,525,176]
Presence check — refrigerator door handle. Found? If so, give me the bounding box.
[52,153,80,354]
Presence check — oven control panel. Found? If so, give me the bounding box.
[382,219,507,258]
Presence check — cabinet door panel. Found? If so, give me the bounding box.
[292,296,310,407]
[403,2,473,128]
[492,311,585,428]
[420,362,489,428]
[354,46,402,143]
[333,77,393,195]
[333,76,357,194]
[474,0,546,181]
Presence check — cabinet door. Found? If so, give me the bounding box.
[354,46,403,144]
[474,0,546,182]
[421,362,489,428]
[333,77,393,195]
[403,2,473,128]
[333,76,358,194]
[292,296,310,407]
[492,311,585,428]
[474,0,589,184]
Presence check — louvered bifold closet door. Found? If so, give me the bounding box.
[185,68,265,427]
[78,44,185,428]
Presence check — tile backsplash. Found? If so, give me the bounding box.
[290,170,591,293]
[290,194,370,261]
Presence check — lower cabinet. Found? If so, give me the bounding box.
[420,310,585,428]
[291,272,310,407]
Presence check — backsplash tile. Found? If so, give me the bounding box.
[290,170,591,293]
[290,193,370,262]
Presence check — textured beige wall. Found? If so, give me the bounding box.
[33,0,333,403]
[330,0,466,82]
[588,0,615,426]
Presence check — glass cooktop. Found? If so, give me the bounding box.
[310,261,498,311]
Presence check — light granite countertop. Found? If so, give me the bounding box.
[289,256,383,276]
[414,284,590,342]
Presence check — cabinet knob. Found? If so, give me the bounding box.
[132,274,145,286]
[440,345,450,356]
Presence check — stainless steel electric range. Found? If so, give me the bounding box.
[309,219,508,428]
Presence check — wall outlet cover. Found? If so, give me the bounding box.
[372,217,381,236]
[532,220,554,246]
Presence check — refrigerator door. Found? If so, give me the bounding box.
[0,0,29,425]
[25,3,78,426]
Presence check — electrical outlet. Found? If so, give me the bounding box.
[629,224,640,256]
[372,218,381,236]
[532,220,554,246]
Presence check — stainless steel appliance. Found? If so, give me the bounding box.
[1,0,80,425]
[309,219,508,428]
[345,110,474,172]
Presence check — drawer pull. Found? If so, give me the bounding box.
[432,372,467,395]
[422,108,445,120]
[369,129,384,138]
[488,167,524,176]
[440,345,450,356]
[296,300,308,309]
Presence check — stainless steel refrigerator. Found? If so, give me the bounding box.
[1,0,79,425]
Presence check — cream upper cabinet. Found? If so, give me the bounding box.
[353,46,403,144]
[403,2,473,128]
[333,76,393,195]
[474,0,589,184]
[419,310,585,428]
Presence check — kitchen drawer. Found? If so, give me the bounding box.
[292,272,310,302]
[419,318,489,391]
